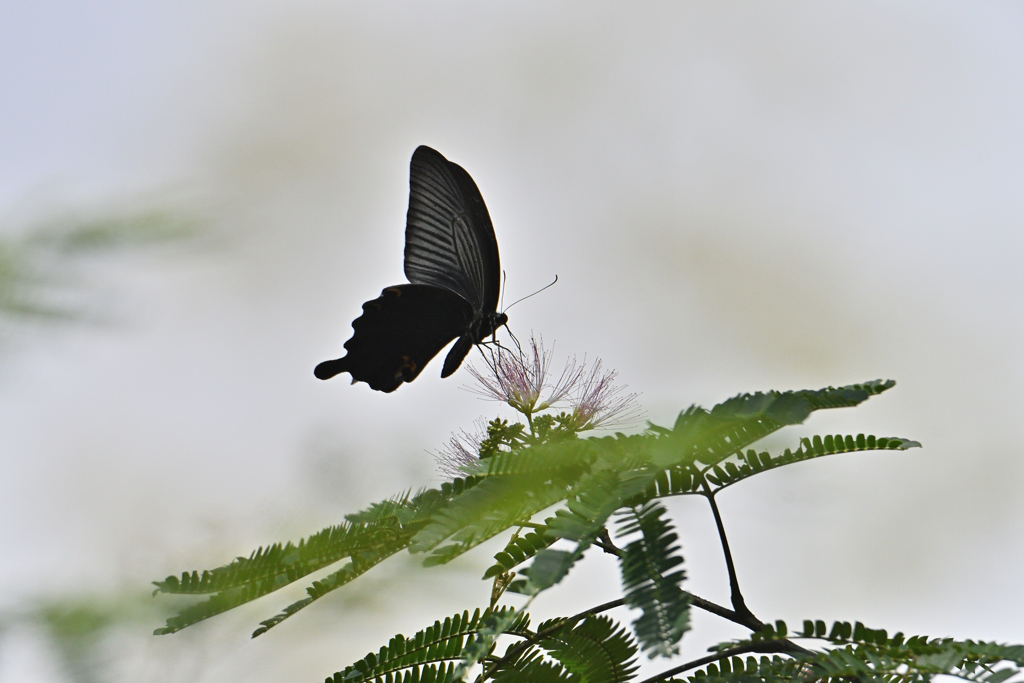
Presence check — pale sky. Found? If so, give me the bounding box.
[1,3,1022,681]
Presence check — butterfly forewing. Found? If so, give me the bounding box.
[404,146,500,313]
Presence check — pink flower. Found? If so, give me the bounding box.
[434,420,487,479]
[466,334,643,431]
[467,335,581,414]
[568,360,643,431]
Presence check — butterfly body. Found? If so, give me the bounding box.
[315,146,507,392]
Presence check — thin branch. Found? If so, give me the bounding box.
[687,594,743,626]
[476,598,626,682]
[572,597,627,620]
[477,589,813,682]
[477,591,813,682]
[699,474,759,628]
[591,523,756,631]
[595,528,624,557]
[636,641,806,683]
[489,571,516,610]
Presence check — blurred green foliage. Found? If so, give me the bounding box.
[0,201,201,323]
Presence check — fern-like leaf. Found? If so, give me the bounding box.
[703,434,921,491]
[155,523,412,634]
[155,488,442,598]
[252,544,396,636]
[454,607,530,681]
[153,516,396,597]
[516,468,655,594]
[616,501,690,658]
[155,480,480,634]
[537,615,639,683]
[694,620,1024,683]
[490,650,572,682]
[652,380,896,472]
[411,435,643,568]
[411,470,578,567]
[651,406,775,471]
[711,380,895,424]
[681,654,813,683]
[483,530,556,580]
[474,439,598,477]
[474,435,660,586]
[327,607,530,683]
[329,662,458,683]
[631,464,703,502]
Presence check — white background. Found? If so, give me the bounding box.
[1,2,1022,681]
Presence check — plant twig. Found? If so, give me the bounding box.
[595,528,624,556]
[700,474,758,628]
[477,590,810,682]
[687,593,743,626]
[476,598,625,681]
[636,640,809,683]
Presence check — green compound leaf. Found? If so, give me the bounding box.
[411,471,580,568]
[154,479,481,635]
[538,615,639,683]
[483,530,556,580]
[514,468,655,595]
[651,380,897,471]
[617,502,690,658]
[703,434,921,491]
[692,620,1024,683]
[327,607,529,683]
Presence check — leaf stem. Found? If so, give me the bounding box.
[700,475,759,629]
[477,588,812,682]
[635,641,807,683]
[476,598,626,682]
[595,528,624,556]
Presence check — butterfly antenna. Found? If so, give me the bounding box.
[500,270,507,311]
[503,274,558,312]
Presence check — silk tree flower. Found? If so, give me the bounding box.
[435,420,487,479]
[567,360,643,431]
[467,334,642,431]
[467,335,581,415]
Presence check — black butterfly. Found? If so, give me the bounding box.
[314,146,508,392]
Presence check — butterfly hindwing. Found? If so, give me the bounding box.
[314,285,474,392]
[404,146,501,314]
